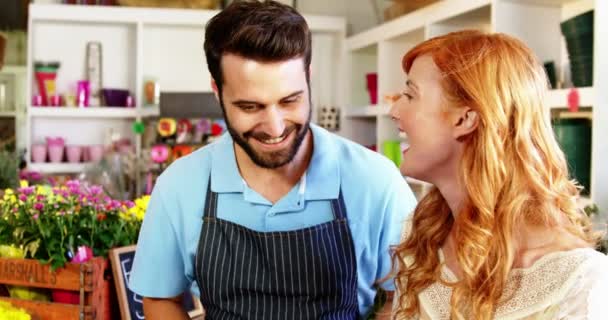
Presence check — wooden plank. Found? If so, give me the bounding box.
[0,297,94,320]
[0,258,96,291]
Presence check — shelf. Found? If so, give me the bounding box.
[346,0,490,51]
[139,107,160,118]
[0,65,27,74]
[0,111,16,118]
[546,87,594,109]
[345,105,390,117]
[30,4,346,33]
[29,107,138,119]
[28,162,93,174]
[506,0,588,6]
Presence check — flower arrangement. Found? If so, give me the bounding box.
[0,180,148,270]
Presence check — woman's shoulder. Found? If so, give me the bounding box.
[495,247,608,319]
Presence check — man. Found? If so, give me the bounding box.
[129,1,416,319]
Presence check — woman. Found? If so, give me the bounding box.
[389,30,608,319]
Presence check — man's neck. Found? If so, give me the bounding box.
[235,129,313,203]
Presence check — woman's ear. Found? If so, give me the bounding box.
[452,107,479,140]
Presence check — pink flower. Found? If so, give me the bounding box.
[33,213,39,220]
[34,202,44,211]
[18,194,27,202]
[66,180,80,189]
[111,200,122,210]
[18,186,35,196]
[36,194,45,201]
[124,201,135,209]
[89,185,103,196]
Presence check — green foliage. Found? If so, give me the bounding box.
[0,151,18,190]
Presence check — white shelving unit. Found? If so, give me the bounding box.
[26,4,346,180]
[29,107,138,118]
[28,162,92,174]
[0,65,27,151]
[341,0,606,211]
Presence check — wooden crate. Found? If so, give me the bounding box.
[0,257,112,320]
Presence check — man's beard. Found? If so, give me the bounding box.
[221,101,311,169]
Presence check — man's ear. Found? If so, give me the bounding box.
[452,107,479,140]
[211,79,220,101]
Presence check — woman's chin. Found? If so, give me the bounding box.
[399,163,413,177]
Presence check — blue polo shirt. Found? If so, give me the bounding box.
[129,124,417,316]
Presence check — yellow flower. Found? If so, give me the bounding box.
[36,185,51,196]
[135,209,145,221]
[19,180,28,188]
[4,189,13,195]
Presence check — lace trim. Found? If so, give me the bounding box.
[417,248,599,320]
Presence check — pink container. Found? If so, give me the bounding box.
[50,94,62,107]
[88,145,105,162]
[31,144,47,163]
[81,146,90,162]
[48,145,64,163]
[66,145,82,163]
[32,94,43,107]
[76,80,90,107]
[45,136,65,147]
[368,88,378,104]
[366,73,378,91]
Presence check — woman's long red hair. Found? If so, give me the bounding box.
[392,30,599,320]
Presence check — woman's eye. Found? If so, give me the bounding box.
[402,92,413,100]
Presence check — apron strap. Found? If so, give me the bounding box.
[203,179,218,218]
[330,189,347,220]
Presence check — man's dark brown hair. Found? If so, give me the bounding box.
[204,0,312,93]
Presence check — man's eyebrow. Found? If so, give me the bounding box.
[280,90,305,101]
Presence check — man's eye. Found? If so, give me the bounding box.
[283,97,300,105]
[240,105,258,111]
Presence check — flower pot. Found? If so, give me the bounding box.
[66,145,82,163]
[88,145,105,162]
[48,145,64,163]
[31,144,47,163]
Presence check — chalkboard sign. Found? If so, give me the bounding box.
[109,245,204,320]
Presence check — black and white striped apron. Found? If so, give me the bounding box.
[194,178,359,319]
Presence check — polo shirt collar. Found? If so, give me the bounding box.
[210,133,244,193]
[210,124,340,200]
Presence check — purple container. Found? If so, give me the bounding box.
[102,89,130,107]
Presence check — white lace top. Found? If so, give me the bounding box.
[394,233,608,319]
